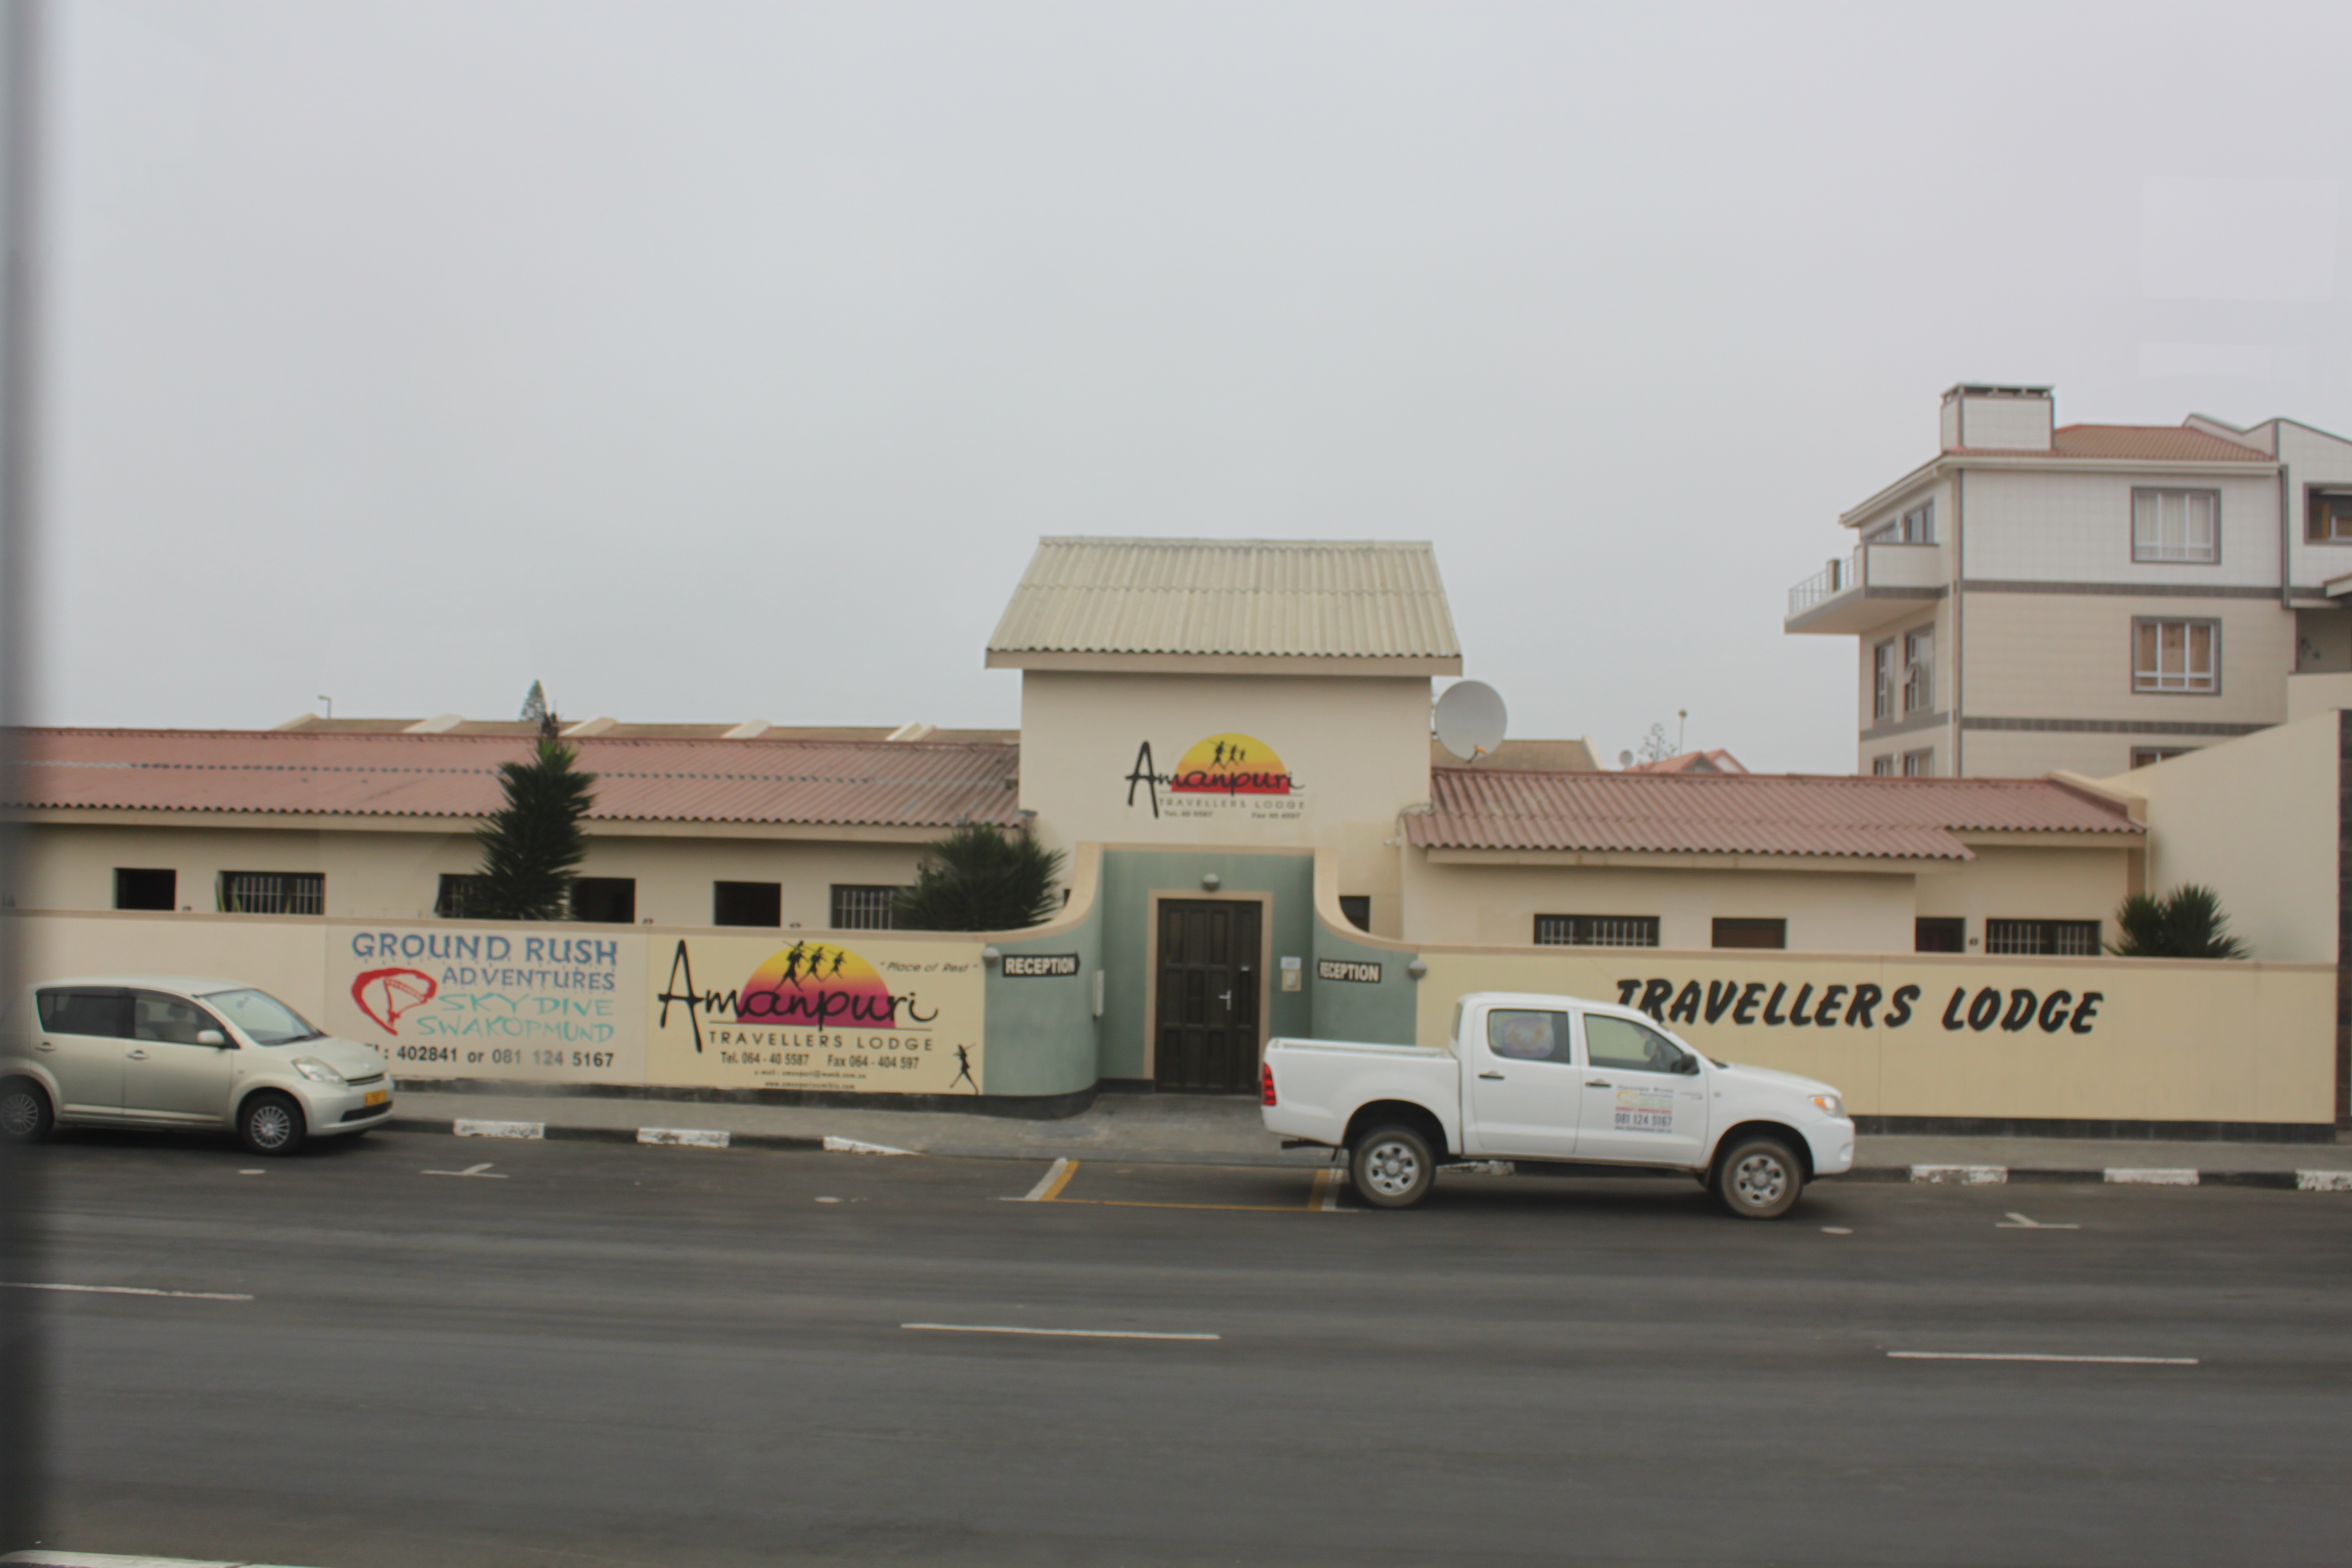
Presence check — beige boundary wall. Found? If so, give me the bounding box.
[1406,947,2332,1127]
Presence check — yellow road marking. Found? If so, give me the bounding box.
[1308,1169,1331,1210]
[1033,1159,1079,1202]
[1050,1197,1327,1213]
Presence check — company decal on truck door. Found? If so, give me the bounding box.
[1614,1087,1676,1132]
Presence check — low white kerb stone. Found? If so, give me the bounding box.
[453,1119,544,1140]
[1910,1165,2006,1184]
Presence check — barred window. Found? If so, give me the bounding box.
[1985,919,2100,957]
[218,871,324,916]
[831,884,899,931]
[436,874,487,918]
[1534,914,1659,948]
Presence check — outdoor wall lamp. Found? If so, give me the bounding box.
[1200,873,1221,891]
[981,946,1002,967]
[1407,958,1428,980]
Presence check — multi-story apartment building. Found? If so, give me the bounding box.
[1785,384,2352,778]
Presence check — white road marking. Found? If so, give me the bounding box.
[1888,1351,2197,1365]
[1910,1165,2006,1184]
[2295,1170,2352,1191]
[1016,1158,1072,1202]
[1319,1168,1346,1211]
[2105,1168,2198,1185]
[638,1127,730,1148]
[0,1552,323,1566]
[2,1281,253,1302]
[824,1136,914,1156]
[903,1323,1220,1341]
[815,1196,842,1204]
[1997,1212,2080,1229]
[237,1169,264,1176]
[453,1119,543,1140]
[422,1162,507,1178]
[1821,1226,1854,1234]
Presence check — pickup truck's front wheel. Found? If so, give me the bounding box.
[1714,1135,1803,1220]
[1350,1126,1435,1209]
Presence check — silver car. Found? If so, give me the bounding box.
[0,976,394,1155]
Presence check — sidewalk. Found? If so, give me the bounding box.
[386,1087,2352,1182]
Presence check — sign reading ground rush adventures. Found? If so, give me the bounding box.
[647,935,984,1094]
[323,928,647,1085]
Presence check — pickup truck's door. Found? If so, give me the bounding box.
[1576,1013,1708,1167]
[1465,1006,1580,1158]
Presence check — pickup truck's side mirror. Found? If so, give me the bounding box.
[196,1029,227,1047]
[1671,1053,1700,1076]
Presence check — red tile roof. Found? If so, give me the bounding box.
[3,730,1023,829]
[1954,425,2273,463]
[1409,769,2137,860]
[1623,749,1747,776]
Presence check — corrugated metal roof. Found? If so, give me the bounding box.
[1955,425,2274,463]
[987,537,1461,659]
[1408,769,2137,859]
[3,730,1023,829]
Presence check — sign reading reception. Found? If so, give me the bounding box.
[647,935,985,1094]
[322,927,648,1085]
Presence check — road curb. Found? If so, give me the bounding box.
[1828,1164,2326,1189]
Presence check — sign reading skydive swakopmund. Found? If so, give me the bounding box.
[647,935,985,1094]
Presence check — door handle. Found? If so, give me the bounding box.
[34,1041,54,1052]
[126,1049,150,1061]
[1586,1079,1612,1088]
[1217,991,1233,1007]
[1477,1071,1505,1080]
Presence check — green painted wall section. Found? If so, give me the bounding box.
[1308,919,1421,1047]
[1095,849,1316,1081]
[979,881,1104,1098]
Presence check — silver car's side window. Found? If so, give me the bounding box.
[132,991,221,1046]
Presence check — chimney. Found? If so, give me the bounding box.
[1941,384,2053,453]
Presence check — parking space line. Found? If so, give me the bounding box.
[1015,1158,1077,1202]
[1050,1197,1325,1213]
[1308,1169,1332,1211]
[1889,1351,2197,1365]
[2,1281,253,1302]
[1996,1212,2080,1229]
[903,1323,1219,1341]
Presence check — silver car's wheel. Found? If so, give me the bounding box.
[239,1092,306,1157]
[1715,1135,1803,1220]
[0,1079,52,1143]
[1348,1125,1435,1209]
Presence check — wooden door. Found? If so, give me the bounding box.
[1154,900,1262,1093]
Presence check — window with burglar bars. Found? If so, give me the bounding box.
[1534,914,1660,948]
[2133,618,2217,693]
[218,871,324,916]
[830,884,898,930]
[436,874,487,918]
[1985,919,2100,957]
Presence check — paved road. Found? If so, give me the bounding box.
[16,1128,2352,1567]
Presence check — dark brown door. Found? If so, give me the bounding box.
[1155,900,1262,1093]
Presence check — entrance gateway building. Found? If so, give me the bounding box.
[4,537,2342,1133]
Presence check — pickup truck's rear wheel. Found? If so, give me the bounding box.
[1350,1125,1435,1210]
[1715,1135,1803,1220]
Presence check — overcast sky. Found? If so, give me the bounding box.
[25,0,2352,770]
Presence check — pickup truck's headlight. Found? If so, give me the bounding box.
[293,1058,347,1086]
[1809,1093,1845,1118]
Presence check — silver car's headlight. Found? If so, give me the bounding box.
[1809,1093,1846,1118]
[294,1058,347,1086]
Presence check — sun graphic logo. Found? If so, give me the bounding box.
[736,940,914,1030]
[1168,733,1293,795]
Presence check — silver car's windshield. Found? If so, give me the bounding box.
[199,987,324,1046]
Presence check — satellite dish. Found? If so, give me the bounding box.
[1618,750,1634,768]
[1434,680,1507,762]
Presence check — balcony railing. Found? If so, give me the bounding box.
[1786,542,1946,624]
[1787,551,1858,620]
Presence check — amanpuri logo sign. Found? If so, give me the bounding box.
[1125,733,1301,819]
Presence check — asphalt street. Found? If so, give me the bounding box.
[13,1127,2351,1567]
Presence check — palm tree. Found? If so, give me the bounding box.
[893,824,1064,931]
[2108,884,2249,959]
[471,739,596,921]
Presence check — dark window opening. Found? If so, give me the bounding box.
[831,885,898,930]
[1915,917,1965,953]
[1712,918,1786,950]
[1338,895,1372,932]
[1534,914,1660,947]
[2130,746,2196,768]
[37,987,133,1038]
[436,874,487,918]
[114,868,176,911]
[571,878,637,924]
[218,871,324,916]
[1986,919,2100,957]
[714,881,782,927]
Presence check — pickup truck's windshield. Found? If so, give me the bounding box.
[198,987,325,1046]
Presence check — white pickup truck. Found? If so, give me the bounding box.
[1261,990,1855,1217]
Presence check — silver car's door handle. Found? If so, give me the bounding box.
[126,1049,150,1061]
[1586,1079,1612,1087]
[1477,1071,1505,1080]
[34,1041,54,1052]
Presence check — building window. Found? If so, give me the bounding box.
[2130,746,2197,768]
[1903,628,1933,712]
[1338,895,1372,932]
[1873,640,1895,721]
[2305,489,2352,543]
[713,881,782,927]
[1902,748,1933,777]
[1863,501,1933,545]
[1712,918,1786,950]
[2133,619,2218,694]
[2131,489,2218,564]
[218,871,324,916]
[113,868,175,911]
[1915,918,1965,953]
[571,878,637,924]
[436,874,487,918]
[1871,755,1894,777]
[1534,915,1660,948]
[831,884,898,931]
[1985,919,2100,957]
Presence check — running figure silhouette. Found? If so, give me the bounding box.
[949,1044,978,1093]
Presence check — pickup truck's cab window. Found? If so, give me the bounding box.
[1486,1009,1572,1063]
[1584,1014,1692,1074]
